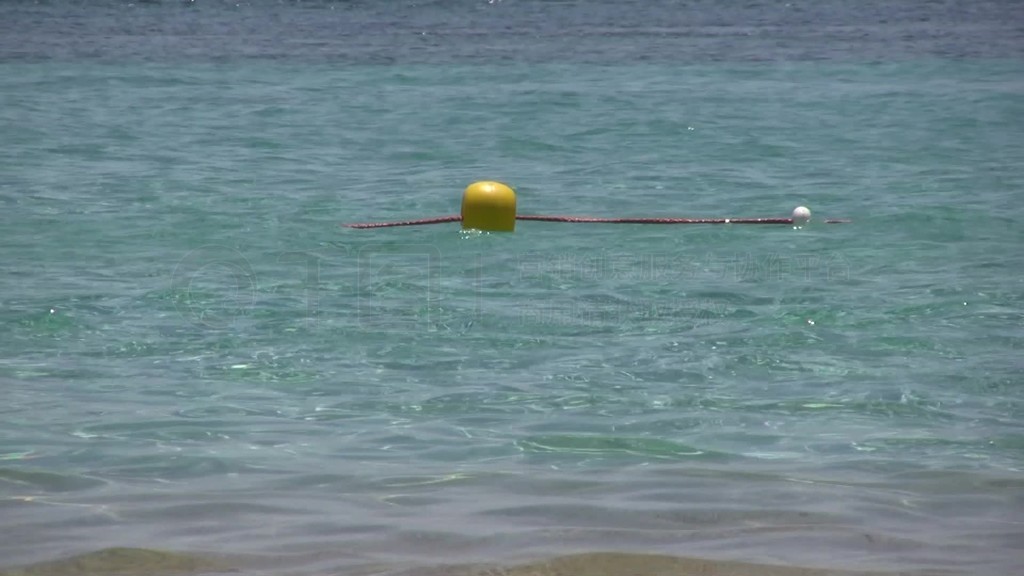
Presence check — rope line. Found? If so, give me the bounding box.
[520,215,815,224]
[344,215,461,229]
[345,215,850,228]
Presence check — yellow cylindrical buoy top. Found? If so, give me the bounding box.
[461,181,516,232]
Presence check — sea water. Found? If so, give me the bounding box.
[1,1,1022,575]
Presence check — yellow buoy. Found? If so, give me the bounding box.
[461,181,516,232]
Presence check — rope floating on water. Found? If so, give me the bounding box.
[516,215,852,224]
[344,215,851,229]
[343,182,850,230]
[344,215,461,229]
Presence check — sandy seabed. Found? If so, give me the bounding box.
[0,548,957,576]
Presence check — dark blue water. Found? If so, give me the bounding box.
[3,0,1022,64]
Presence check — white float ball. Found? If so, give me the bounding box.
[792,206,811,226]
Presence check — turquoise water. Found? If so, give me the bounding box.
[2,2,1024,574]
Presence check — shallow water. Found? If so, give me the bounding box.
[0,547,960,576]
[2,1,1023,575]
